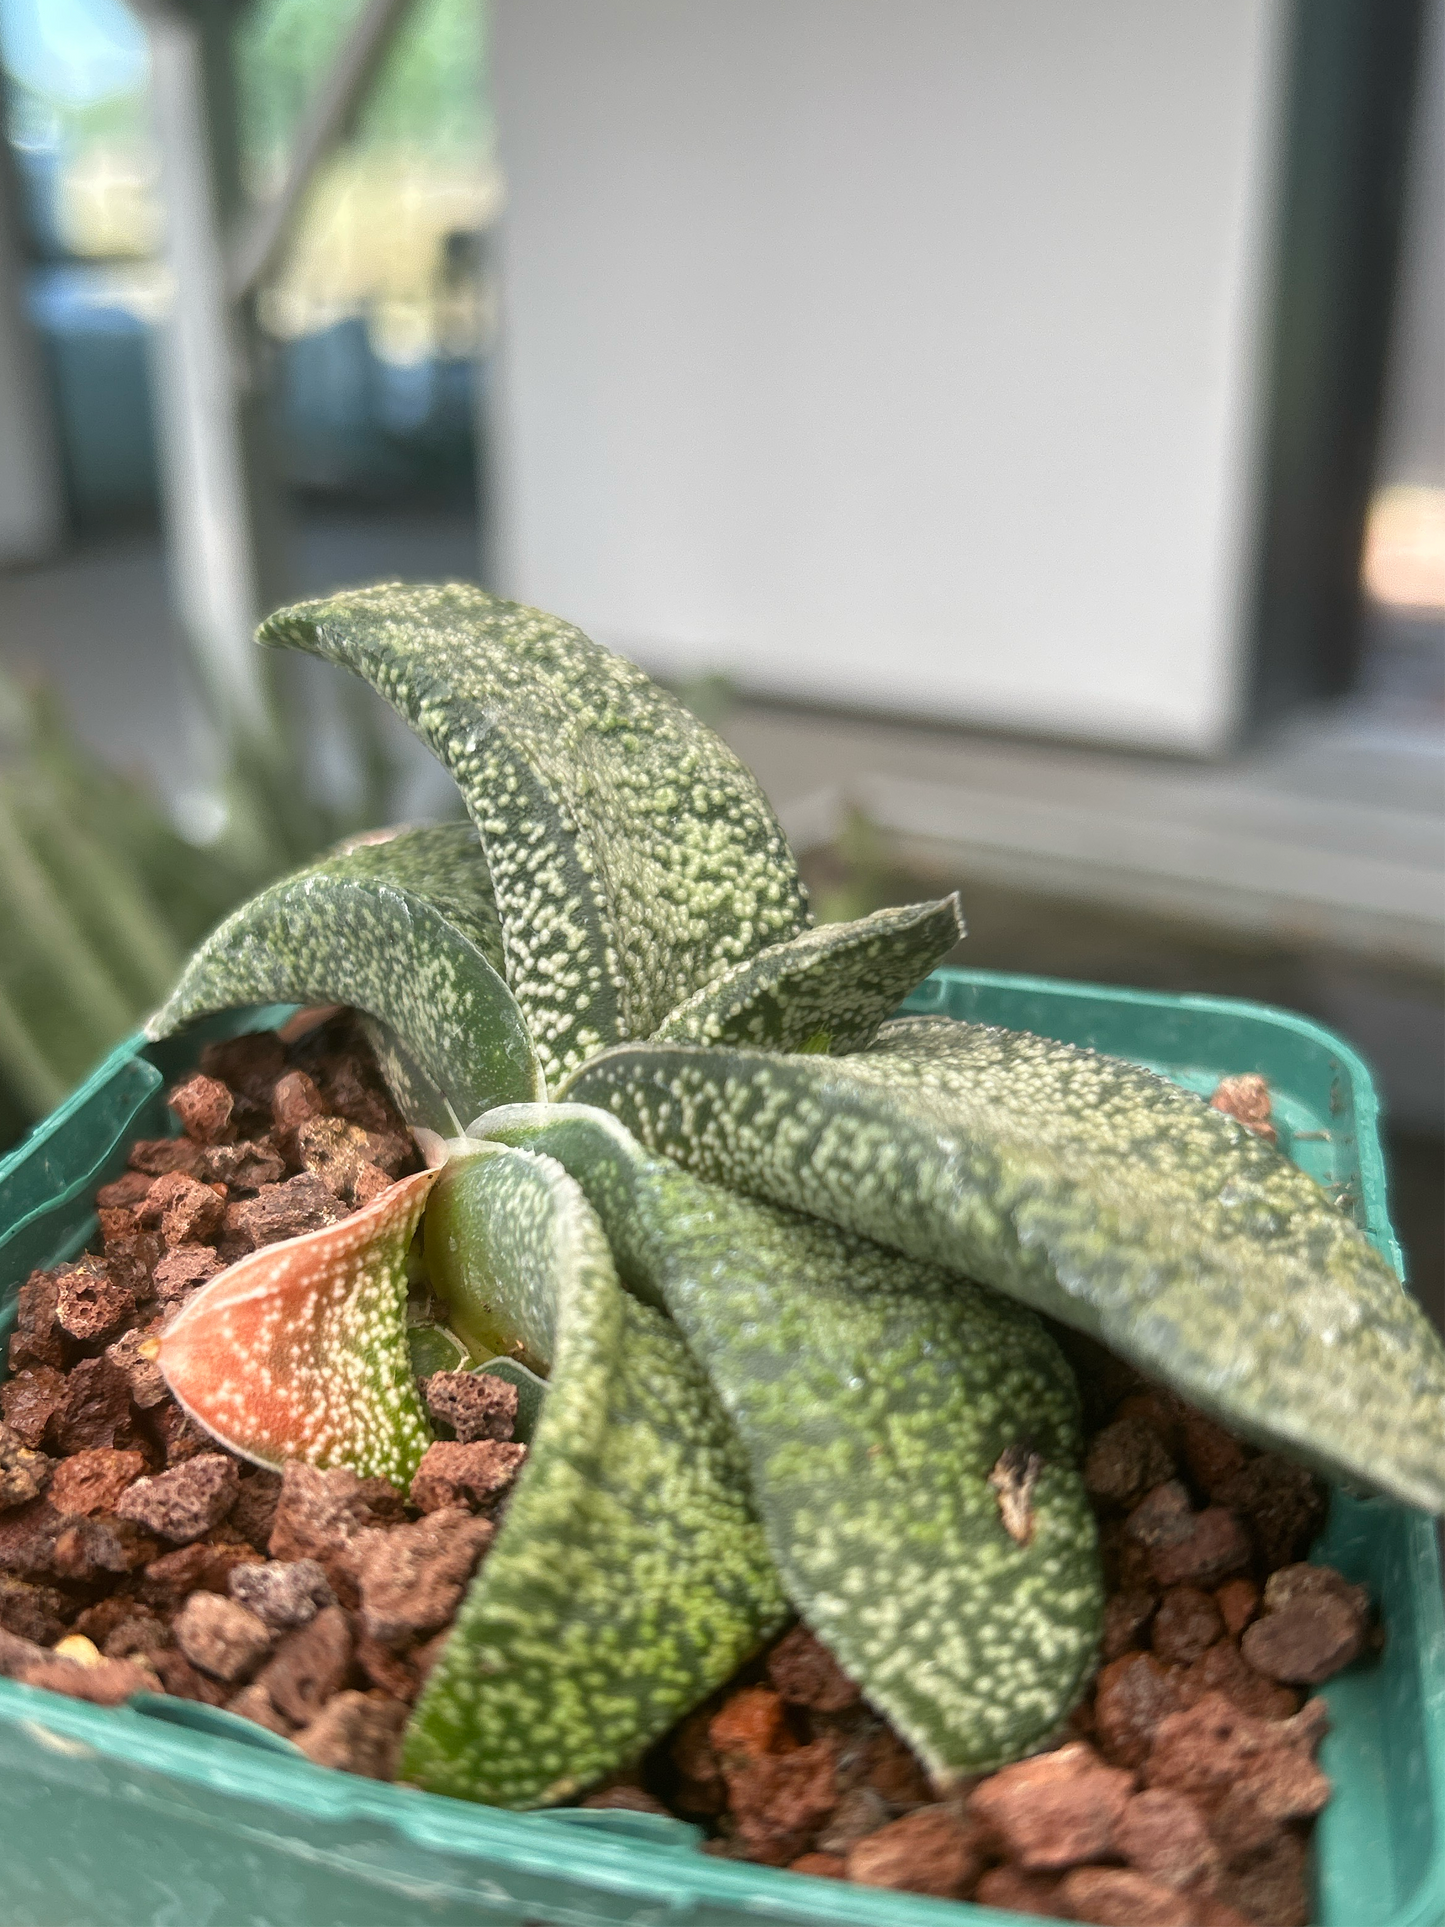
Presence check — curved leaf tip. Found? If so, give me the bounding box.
[258,582,811,1082]
[148,825,542,1131]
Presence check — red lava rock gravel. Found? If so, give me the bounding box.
[1086,1417,1177,1510]
[0,1366,66,1448]
[424,1370,519,1444]
[50,1354,133,1454]
[968,1742,1133,1870]
[47,1447,144,1518]
[0,1021,456,1768]
[228,1556,334,1630]
[117,1454,240,1543]
[1113,1786,1222,1894]
[1209,1074,1277,1144]
[150,1246,222,1306]
[845,1804,985,1898]
[0,1425,51,1509]
[1058,1864,1197,1926]
[292,1688,408,1778]
[173,1592,273,1682]
[349,1506,494,1646]
[975,1864,1068,1915]
[53,1259,133,1345]
[1094,1652,1186,1768]
[224,1173,346,1251]
[255,1604,353,1724]
[167,1074,233,1145]
[709,1684,794,1760]
[767,1621,861,1713]
[408,1440,527,1514]
[1152,1587,1226,1667]
[1239,1564,1371,1685]
[723,1739,838,1865]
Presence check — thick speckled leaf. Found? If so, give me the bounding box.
[478,1103,1102,1775]
[148,824,541,1131]
[404,1145,786,1807]
[649,895,964,1054]
[159,1170,437,1485]
[258,585,810,1086]
[325,823,505,970]
[566,1019,1445,1513]
[356,1021,462,1139]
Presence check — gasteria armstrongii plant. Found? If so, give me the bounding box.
[148,583,1445,1810]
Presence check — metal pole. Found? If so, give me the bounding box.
[0,69,64,566]
[140,0,276,746]
[228,0,414,302]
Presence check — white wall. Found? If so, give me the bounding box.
[1375,0,1443,493]
[489,0,1287,753]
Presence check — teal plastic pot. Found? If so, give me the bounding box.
[1,971,1441,1927]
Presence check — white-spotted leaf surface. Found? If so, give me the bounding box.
[259,585,811,1086]
[405,1145,787,1806]
[478,1104,1102,1775]
[159,1170,438,1486]
[567,1021,1445,1513]
[149,824,541,1128]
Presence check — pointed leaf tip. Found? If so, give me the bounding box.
[567,1022,1445,1512]
[644,895,965,1058]
[159,1170,439,1487]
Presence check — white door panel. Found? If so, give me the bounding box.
[489,0,1287,752]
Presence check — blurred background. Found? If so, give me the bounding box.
[0,1,1440,1310]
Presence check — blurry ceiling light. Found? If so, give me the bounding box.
[1362,484,1445,615]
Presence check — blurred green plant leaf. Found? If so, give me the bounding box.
[0,663,398,1150]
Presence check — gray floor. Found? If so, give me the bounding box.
[0,508,482,810]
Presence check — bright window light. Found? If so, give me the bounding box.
[1362,485,1445,616]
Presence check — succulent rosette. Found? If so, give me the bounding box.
[146,584,1445,1811]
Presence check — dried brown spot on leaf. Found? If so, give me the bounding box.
[989,1443,1043,1547]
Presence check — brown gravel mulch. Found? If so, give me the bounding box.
[0,1032,1373,1927]
[0,1016,527,1777]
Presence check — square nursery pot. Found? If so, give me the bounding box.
[1,969,1442,1927]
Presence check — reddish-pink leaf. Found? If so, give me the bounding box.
[159,1170,439,1487]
